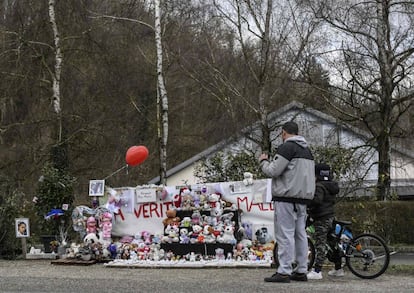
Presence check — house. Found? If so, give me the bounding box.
[148,101,414,198]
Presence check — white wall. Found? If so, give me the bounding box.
[166,164,199,187]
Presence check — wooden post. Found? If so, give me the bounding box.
[21,237,27,258]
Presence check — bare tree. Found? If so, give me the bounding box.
[303,0,414,200]
[89,1,170,185]
[179,0,321,154]
[155,0,169,185]
[49,0,63,134]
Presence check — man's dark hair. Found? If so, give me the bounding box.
[282,121,299,135]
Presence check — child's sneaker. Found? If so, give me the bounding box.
[307,269,323,280]
[328,268,345,277]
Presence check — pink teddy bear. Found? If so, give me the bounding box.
[86,216,97,234]
[142,231,152,245]
[100,212,113,239]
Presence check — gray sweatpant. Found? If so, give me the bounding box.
[274,201,308,275]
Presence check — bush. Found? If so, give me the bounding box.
[0,175,26,259]
[335,200,414,244]
[34,163,76,240]
[195,151,265,183]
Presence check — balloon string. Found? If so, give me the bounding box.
[103,165,128,180]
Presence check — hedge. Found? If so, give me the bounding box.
[335,200,414,245]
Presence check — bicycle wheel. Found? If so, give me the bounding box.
[272,237,315,270]
[345,233,390,279]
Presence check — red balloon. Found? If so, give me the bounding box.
[125,146,149,166]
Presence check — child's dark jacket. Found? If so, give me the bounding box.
[307,180,339,220]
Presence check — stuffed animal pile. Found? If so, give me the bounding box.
[159,190,239,246]
[66,186,274,263]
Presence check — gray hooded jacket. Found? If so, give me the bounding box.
[260,135,315,204]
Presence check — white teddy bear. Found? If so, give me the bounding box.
[179,228,191,244]
[218,225,237,245]
[243,172,254,186]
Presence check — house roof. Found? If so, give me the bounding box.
[148,100,414,184]
[148,136,237,184]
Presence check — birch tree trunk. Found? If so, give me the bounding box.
[258,0,272,154]
[48,0,63,142]
[155,0,168,185]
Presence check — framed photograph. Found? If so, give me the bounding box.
[16,218,30,238]
[89,179,105,196]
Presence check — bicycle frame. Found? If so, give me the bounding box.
[307,219,390,279]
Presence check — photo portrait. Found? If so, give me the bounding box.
[15,218,30,238]
[89,179,105,196]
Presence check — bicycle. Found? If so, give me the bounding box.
[272,219,390,279]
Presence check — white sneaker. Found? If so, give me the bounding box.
[307,270,323,280]
[328,268,345,277]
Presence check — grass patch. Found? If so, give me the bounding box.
[387,264,414,275]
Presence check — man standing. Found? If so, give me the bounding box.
[259,121,315,283]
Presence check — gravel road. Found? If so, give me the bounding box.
[0,260,413,293]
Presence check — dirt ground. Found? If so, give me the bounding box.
[0,259,413,293]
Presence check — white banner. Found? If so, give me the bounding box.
[107,179,275,240]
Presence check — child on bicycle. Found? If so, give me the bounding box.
[307,163,343,280]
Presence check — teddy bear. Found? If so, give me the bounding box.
[83,232,106,258]
[162,224,179,243]
[137,242,150,260]
[100,212,112,239]
[84,231,103,245]
[180,188,194,210]
[243,172,254,186]
[180,216,192,228]
[192,192,201,209]
[120,243,132,259]
[179,227,191,244]
[209,204,223,227]
[212,223,224,238]
[131,233,143,245]
[190,224,202,244]
[202,225,216,244]
[108,242,118,259]
[141,230,152,245]
[191,210,201,226]
[215,248,225,260]
[162,209,181,227]
[86,216,97,234]
[233,243,244,261]
[105,189,124,219]
[170,216,181,230]
[217,225,237,245]
[150,244,161,261]
[204,193,221,210]
[151,233,162,245]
